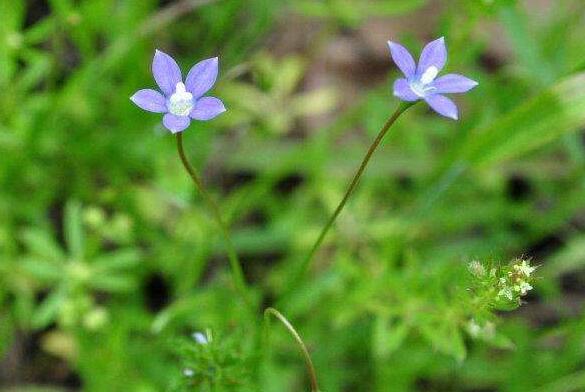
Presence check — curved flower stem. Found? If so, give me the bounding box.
[263,307,319,392]
[175,132,250,307]
[282,101,415,298]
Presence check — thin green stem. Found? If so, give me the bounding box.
[282,101,415,298]
[175,132,250,307]
[263,307,319,392]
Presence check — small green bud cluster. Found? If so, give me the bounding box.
[460,258,536,349]
[496,258,536,303]
[468,258,537,311]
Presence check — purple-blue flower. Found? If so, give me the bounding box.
[388,37,478,120]
[131,50,226,133]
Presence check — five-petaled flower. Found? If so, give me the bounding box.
[388,37,478,120]
[131,50,226,133]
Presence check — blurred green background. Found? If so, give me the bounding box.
[1,0,585,391]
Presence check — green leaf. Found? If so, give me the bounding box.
[93,249,141,272]
[419,318,466,362]
[488,331,516,350]
[540,236,585,279]
[0,0,25,85]
[21,229,64,261]
[294,0,428,24]
[373,316,410,358]
[499,5,556,84]
[18,49,52,92]
[272,56,305,97]
[23,17,57,45]
[461,72,585,167]
[0,1,25,31]
[291,88,338,117]
[64,200,84,260]
[32,288,66,329]
[91,274,137,293]
[364,0,429,15]
[21,257,63,282]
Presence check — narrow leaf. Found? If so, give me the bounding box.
[461,72,585,167]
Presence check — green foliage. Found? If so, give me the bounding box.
[170,330,255,392]
[221,52,337,134]
[2,0,585,391]
[458,72,585,167]
[294,0,429,27]
[17,201,140,330]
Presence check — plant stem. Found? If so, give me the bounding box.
[175,132,250,307]
[282,101,415,298]
[264,307,319,392]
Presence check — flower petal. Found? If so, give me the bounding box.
[190,97,226,121]
[417,37,447,76]
[387,41,416,78]
[152,49,182,96]
[393,78,419,102]
[432,74,478,94]
[163,113,190,133]
[185,57,219,99]
[130,89,167,113]
[424,94,458,120]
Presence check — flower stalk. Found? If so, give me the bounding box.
[282,101,415,298]
[175,132,250,307]
[263,307,319,392]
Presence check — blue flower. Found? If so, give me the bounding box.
[388,37,478,120]
[131,50,226,133]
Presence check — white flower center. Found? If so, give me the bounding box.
[409,81,436,98]
[409,66,439,98]
[420,66,439,84]
[168,82,193,116]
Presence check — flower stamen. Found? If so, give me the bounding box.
[420,66,439,84]
[409,81,436,97]
[168,82,193,116]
